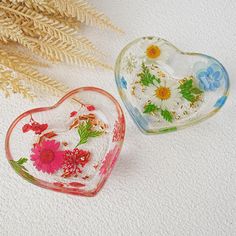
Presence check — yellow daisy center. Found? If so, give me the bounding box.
[146,45,161,59]
[155,87,171,100]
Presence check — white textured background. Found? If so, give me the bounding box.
[0,0,236,235]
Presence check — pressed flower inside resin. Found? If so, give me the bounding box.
[40,150,54,163]
[31,140,64,174]
[146,45,161,59]
[5,88,125,196]
[115,36,229,134]
[155,87,171,100]
[62,149,91,178]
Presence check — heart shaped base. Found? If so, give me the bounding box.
[115,36,229,134]
[5,87,125,196]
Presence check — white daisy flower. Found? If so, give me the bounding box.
[139,39,170,64]
[145,79,182,111]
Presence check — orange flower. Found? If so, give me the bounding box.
[146,45,161,59]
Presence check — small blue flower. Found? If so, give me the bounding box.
[196,63,223,91]
[214,96,227,108]
[120,76,127,89]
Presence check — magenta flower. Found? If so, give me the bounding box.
[31,140,64,174]
[100,145,120,175]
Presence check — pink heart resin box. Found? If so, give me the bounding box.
[5,87,125,196]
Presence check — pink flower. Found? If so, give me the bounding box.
[112,115,125,142]
[85,104,96,111]
[22,121,48,135]
[99,145,120,175]
[61,149,91,178]
[31,122,48,135]
[31,140,64,174]
[70,111,78,117]
[22,124,31,133]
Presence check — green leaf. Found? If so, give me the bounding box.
[182,92,195,102]
[143,103,158,113]
[191,87,202,94]
[161,109,173,122]
[16,157,28,165]
[77,121,90,145]
[76,120,103,147]
[78,135,89,146]
[138,63,160,86]
[10,160,22,174]
[180,79,192,90]
[89,130,104,137]
[10,158,28,173]
[159,126,177,133]
[10,158,35,183]
[179,79,202,102]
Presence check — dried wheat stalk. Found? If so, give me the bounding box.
[0,47,69,100]
[0,0,120,100]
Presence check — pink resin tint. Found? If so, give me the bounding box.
[5,87,125,196]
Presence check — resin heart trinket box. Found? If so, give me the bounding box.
[5,87,125,196]
[115,37,229,134]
